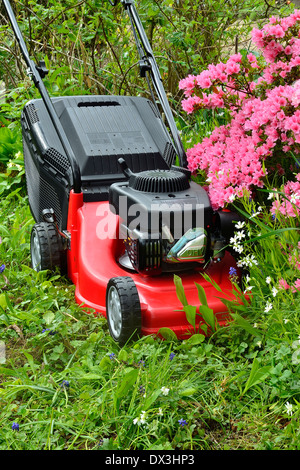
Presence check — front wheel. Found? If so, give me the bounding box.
[106,277,141,345]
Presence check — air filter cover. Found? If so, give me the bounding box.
[129,169,190,193]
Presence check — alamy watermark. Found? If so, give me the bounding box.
[0,341,6,364]
[96,197,205,240]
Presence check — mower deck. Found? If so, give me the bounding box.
[67,191,237,338]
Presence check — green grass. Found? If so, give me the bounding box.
[0,171,300,450]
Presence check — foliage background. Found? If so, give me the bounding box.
[0,0,294,121]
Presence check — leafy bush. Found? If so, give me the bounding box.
[0,0,293,110]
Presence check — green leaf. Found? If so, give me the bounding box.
[231,313,262,337]
[158,327,178,342]
[174,275,188,306]
[99,356,112,370]
[183,333,205,346]
[183,305,197,329]
[23,351,36,374]
[0,294,7,310]
[115,369,138,401]
[79,373,104,380]
[3,292,14,313]
[241,358,272,396]
[179,387,197,397]
[199,305,217,332]
[201,272,223,292]
[195,282,208,306]
[118,349,128,362]
[43,311,55,325]
[143,389,161,411]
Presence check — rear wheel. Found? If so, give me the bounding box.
[30,222,66,273]
[106,277,141,345]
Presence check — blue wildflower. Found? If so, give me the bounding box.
[42,328,56,335]
[109,353,115,360]
[178,418,187,427]
[60,380,70,389]
[229,266,239,282]
[12,422,19,431]
[229,267,237,277]
[0,264,5,274]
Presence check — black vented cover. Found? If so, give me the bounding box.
[129,169,190,193]
[21,94,177,225]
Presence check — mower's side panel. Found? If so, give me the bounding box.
[21,101,71,230]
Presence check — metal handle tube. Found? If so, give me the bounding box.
[2,0,82,193]
[121,0,187,168]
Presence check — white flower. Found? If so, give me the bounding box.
[235,221,245,229]
[250,209,261,218]
[268,192,275,200]
[233,244,244,254]
[264,301,273,313]
[157,408,163,416]
[271,287,278,297]
[244,286,254,294]
[236,230,246,241]
[161,386,170,396]
[266,276,272,284]
[285,402,293,416]
[238,254,258,268]
[230,235,238,244]
[133,410,147,426]
[256,341,262,348]
[290,193,300,204]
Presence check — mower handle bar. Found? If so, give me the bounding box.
[2,0,82,193]
[111,0,187,168]
[3,0,187,182]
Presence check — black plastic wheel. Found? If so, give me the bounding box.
[30,222,67,273]
[106,277,142,345]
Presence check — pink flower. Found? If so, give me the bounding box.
[278,279,290,290]
[180,10,300,210]
[179,75,196,97]
[294,279,300,290]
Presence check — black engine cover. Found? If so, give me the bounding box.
[109,173,213,241]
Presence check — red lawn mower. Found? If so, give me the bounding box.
[4,0,242,345]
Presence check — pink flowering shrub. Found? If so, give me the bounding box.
[270,173,300,217]
[179,10,300,210]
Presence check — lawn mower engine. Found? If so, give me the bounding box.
[110,158,240,276]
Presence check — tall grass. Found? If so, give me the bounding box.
[0,153,300,450]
